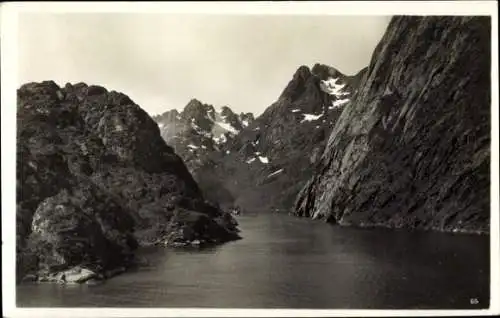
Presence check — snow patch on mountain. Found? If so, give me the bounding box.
[190,121,202,132]
[330,98,350,109]
[320,77,350,96]
[215,121,239,135]
[267,168,284,178]
[207,109,216,121]
[258,156,269,164]
[301,113,323,123]
[213,134,227,145]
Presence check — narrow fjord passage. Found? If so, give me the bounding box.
[17,213,489,309]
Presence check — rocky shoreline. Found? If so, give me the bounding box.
[335,220,490,236]
[19,219,241,286]
[21,265,128,285]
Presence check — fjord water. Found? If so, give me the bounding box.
[17,213,489,309]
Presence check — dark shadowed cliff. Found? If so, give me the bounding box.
[16,82,240,283]
[294,16,491,234]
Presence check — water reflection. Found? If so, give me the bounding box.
[17,213,489,309]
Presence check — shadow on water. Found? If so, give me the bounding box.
[16,213,490,309]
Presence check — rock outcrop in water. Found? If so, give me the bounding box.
[293,16,491,234]
[16,81,240,283]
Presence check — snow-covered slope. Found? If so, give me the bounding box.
[152,100,254,205]
[153,99,253,154]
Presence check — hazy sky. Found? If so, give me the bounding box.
[18,13,391,116]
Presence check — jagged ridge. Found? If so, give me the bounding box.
[155,63,366,212]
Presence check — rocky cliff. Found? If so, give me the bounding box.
[16,81,240,283]
[293,16,491,234]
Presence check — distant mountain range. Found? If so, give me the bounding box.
[153,63,368,212]
[153,99,254,176]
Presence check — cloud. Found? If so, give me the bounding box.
[18,13,390,116]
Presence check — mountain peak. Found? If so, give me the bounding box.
[220,106,236,117]
[154,100,255,176]
[279,65,314,101]
[311,63,345,80]
[184,98,205,112]
[294,65,312,78]
[18,80,62,100]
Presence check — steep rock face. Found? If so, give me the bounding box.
[208,63,366,212]
[294,16,490,234]
[17,81,240,282]
[28,184,137,277]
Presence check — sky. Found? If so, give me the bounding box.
[18,13,391,116]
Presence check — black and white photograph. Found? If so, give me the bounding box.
[1,1,499,317]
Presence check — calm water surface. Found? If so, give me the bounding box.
[17,213,490,309]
